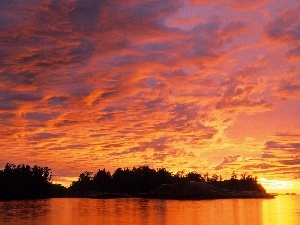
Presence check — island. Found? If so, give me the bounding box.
[0,163,274,200]
[68,165,274,199]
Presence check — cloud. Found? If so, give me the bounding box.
[110,137,169,157]
[279,159,300,166]
[264,6,300,60]
[0,112,15,119]
[0,90,42,111]
[29,132,62,140]
[276,79,300,100]
[0,72,38,86]
[0,100,18,111]
[287,46,300,58]
[274,132,300,138]
[261,153,276,159]
[25,112,59,122]
[0,90,42,102]
[215,155,241,170]
[264,141,300,151]
[265,7,300,42]
[189,0,272,11]
[47,96,68,107]
[215,77,273,112]
[242,163,275,170]
[68,0,105,31]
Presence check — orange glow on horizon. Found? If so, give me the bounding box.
[259,178,300,194]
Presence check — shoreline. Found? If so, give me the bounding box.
[69,182,276,200]
[0,181,278,201]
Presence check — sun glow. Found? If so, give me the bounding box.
[259,178,299,194]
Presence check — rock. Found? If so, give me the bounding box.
[146,181,274,199]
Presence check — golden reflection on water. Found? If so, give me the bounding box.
[45,198,264,225]
[262,195,299,225]
[0,196,299,225]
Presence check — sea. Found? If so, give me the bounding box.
[0,195,299,225]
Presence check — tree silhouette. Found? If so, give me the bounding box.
[211,174,219,182]
[231,171,237,180]
[241,173,247,180]
[0,163,56,200]
[0,162,265,199]
[68,165,266,197]
[93,169,111,191]
[203,172,210,182]
[186,172,203,182]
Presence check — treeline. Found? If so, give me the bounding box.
[0,163,265,200]
[69,166,265,195]
[0,163,67,200]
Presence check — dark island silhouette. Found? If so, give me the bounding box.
[0,163,67,200]
[0,163,274,200]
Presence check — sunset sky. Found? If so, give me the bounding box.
[0,0,299,193]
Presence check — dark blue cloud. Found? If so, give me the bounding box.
[0,112,15,119]
[266,8,300,41]
[0,90,42,102]
[47,96,68,107]
[0,90,42,111]
[69,0,107,31]
[25,112,59,122]
[0,100,18,110]
[30,132,62,140]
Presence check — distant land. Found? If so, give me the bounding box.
[269,193,297,196]
[0,163,274,200]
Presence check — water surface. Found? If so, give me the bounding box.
[0,195,299,225]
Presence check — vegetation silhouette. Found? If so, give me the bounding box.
[0,163,67,200]
[0,163,269,200]
[68,166,267,198]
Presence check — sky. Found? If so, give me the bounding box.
[0,0,299,193]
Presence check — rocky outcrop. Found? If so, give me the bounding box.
[146,181,274,199]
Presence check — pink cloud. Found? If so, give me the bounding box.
[189,0,272,11]
[276,79,300,100]
[265,7,300,42]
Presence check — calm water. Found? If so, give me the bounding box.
[0,195,299,225]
